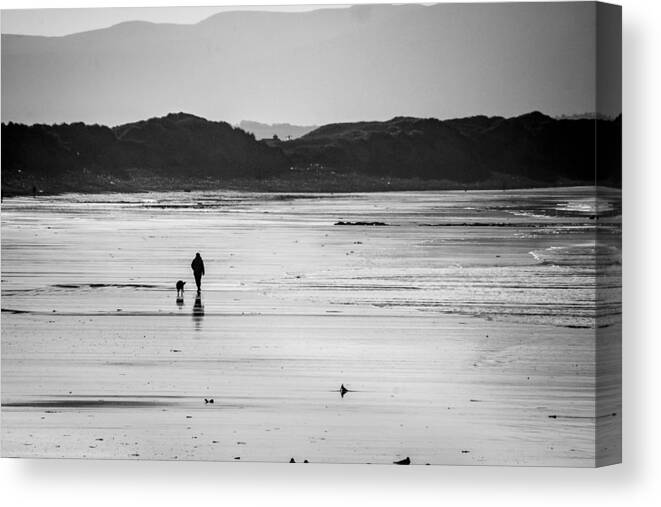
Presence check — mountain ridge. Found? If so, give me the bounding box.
[1,3,612,126]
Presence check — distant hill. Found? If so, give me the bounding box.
[112,113,288,178]
[281,116,485,182]
[238,121,317,141]
[1,111,621,196]
[1,113,290,195]
[282,112,621,186]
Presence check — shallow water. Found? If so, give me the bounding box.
[1,187,621,465]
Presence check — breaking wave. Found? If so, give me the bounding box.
[529,244,621,267]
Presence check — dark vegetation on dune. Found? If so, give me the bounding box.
[279,112,621,185]
[2,113,288,190]
[1,112,621,196]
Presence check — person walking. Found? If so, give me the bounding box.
[191,252,205,292]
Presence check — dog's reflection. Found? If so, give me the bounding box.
[176,280,186,310]
[192,291,204,330]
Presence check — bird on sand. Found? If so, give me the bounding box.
[393,457,411,465]
[204,398,214,404]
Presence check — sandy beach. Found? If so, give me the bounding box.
[1,188,621,466]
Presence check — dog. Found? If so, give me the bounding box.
[176,280,186,299]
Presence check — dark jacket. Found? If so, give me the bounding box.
[191,256,205,275]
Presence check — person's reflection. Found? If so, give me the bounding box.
[176,296,185,309]
[192,292,204,330]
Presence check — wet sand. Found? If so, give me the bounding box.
[1,188,621,465]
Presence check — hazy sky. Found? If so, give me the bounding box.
[1,4,347,37]
[1,3,621,126]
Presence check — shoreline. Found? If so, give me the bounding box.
[1,173,619,199]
